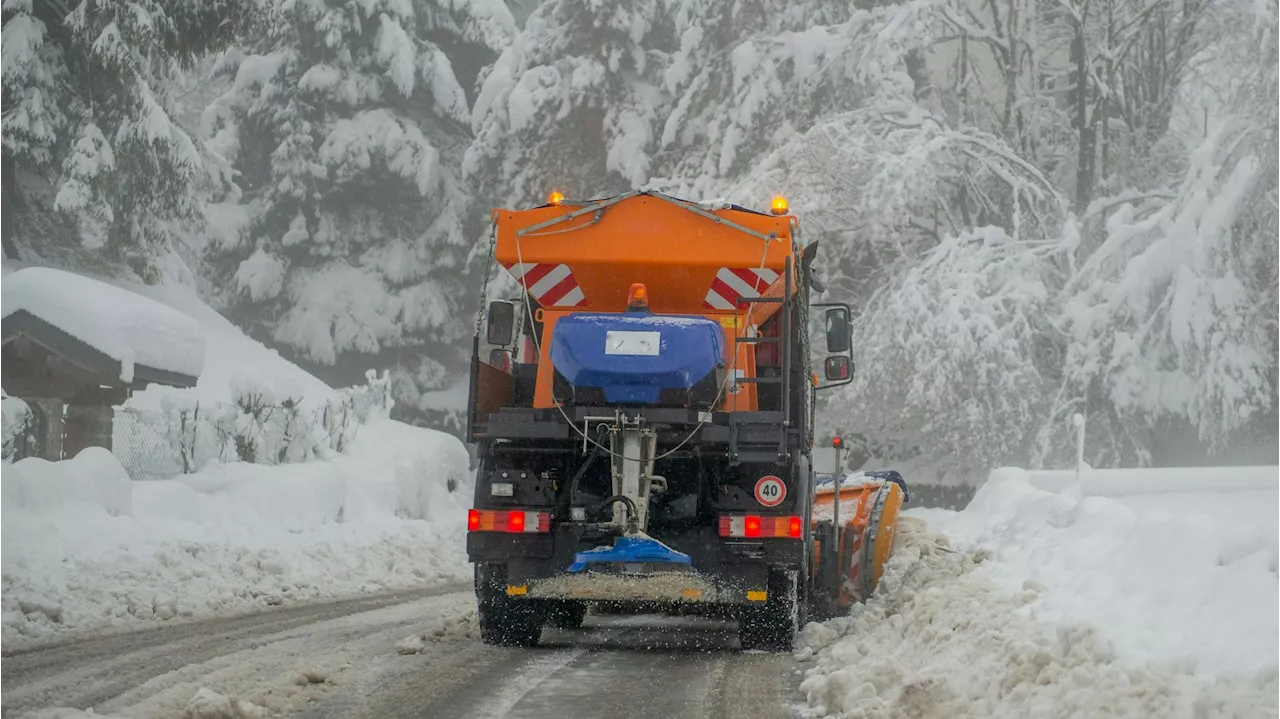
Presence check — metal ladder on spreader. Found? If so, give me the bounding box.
[728,254,793,465]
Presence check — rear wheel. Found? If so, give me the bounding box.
[475,565,542,647]
[738,568,799,652]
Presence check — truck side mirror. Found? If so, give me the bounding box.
[488,348,512,373]
[824,355,852,381]
[487,301,515,346]
[824,307,851,353]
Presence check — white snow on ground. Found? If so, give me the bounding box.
[12,591,479,719]
[1011,464,1279,496]
[22,687,268,719]
[796,517,1279,718]
[1,261,471,652]
[1,416,473,649]
[2,267,206,381]
[909,466,1278,677]
[21,710,136,718]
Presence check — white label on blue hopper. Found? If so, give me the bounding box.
[605,330,661,356]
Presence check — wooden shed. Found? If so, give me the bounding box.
[2,267,205,461]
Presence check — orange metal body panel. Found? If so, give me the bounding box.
[495,194,802,414]
[493,195,797,316]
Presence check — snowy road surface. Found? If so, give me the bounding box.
[2,585,800,719]
[5,485,1274,719]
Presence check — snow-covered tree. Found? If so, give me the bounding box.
[1035,126,1275,467]
[648,0,862,198]
[828,226,1066,476]
[464,0,678,206]
[1,0,67,168]
[1,0,256,274]
[465,0,863,207]
[202,0,514,419]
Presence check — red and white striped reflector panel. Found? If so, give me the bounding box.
[704,267,780,310]
[718,515,802,539]
[468,509,551,533]
[504,263,587,307]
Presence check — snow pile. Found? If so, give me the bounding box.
[2,267,205,381]
[1,418,472,648]
[1010,464,1278,496]
[20,687,267,719]
[796,518,1278,718]
[183,687,267,719]
[19,710,135,719]
[2,447,133,518]
[911,467,1278,676]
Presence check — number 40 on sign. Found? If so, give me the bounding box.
[754,475,786,507]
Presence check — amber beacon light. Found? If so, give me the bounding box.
[770,195,789,215]
[547,190,565,206]
[626,282,649,312]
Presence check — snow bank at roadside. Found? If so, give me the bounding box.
[909,467,1278,677]
[21,687,268,719]
[796,518,1278,718]
[2,447,134,518]
[1,417,472,648]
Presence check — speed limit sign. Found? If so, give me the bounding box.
[754,475,787,507]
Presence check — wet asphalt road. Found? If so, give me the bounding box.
[303,614,804,719]
[2,589,804,719]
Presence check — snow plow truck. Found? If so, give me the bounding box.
[465,190,908,651]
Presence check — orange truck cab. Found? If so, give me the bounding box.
[464,190,904,651]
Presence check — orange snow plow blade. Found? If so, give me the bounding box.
[811,474,907,611]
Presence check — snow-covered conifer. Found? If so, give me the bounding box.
[1,0,255,273]
[203,0,515,417]
[465,0,677,206]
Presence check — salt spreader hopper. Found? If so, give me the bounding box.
[464,190,908,650]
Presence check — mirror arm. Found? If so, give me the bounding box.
[807,266,826,294]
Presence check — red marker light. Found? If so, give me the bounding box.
[744,515,762,538]
[789,516,803,538]
[468,509,480,531]
[508,510,526,533]
[832,436,843,449]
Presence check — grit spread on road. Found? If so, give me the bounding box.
[2,585,803,719]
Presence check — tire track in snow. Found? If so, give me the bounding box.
[459,648,586,719]
[2,585,471,717]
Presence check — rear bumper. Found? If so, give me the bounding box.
[468,524,803,606]
[524,569,732,604]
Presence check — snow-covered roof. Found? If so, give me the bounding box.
[2,267,205,385]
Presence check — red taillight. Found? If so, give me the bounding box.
[468,509,550,533]
[719,514,803,539]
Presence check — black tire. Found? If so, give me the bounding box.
[475,565,542,647]
[738,569,799,652]
[545,600,588,629]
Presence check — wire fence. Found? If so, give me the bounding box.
[4,370,394,481]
